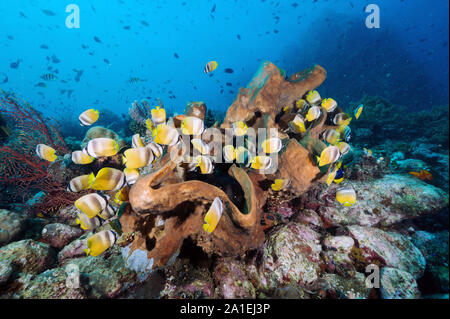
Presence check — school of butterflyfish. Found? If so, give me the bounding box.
[281,91,365,208]
[33,87,366,256]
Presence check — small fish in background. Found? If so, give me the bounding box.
[321,98,338,112]
[129,77,146,84]
[289,114,306,134]
[93,36,102,43]
[103,58,111,65]
[204,61,218,74]
[40,44,49,49]
[305,105,322,122]
[79,109,99,126]
[41,73,57,81]
[74,193,110,219]
[237,34,241,40]
[0,73,8,84]
[124,168,140,185]
[336,187,357,207]
[306,90,321,105]
[250,155,272,170]
[195,155,214,174]
[83,137,120,158]
[51,54,60,63]
[76,212,100,231]
[262,137,282,154]
[203,197,223,233]
[231,121,248,136]
[191,138,210,155]
[73,69,84,82]
[333,113,352,126]
[174,52,179,59]
[71,150,94,164]
[153,124,179,146]
[10,59,22,69]
[271,179,290,191]
[140,20,149,27]
[151,106,166,125]
[409,169,433,181]
[67,173,95,192]
[363,147,372,157]
[317,145,340,167]
[34,82,47,88]
[123,146,154,169]
[91,167,127,191]
[181,116,204,136]
[36,144,57,162]
[224,68,234,74]
[42,9,56,16]
[83,230,117,256]
[131,134,145,148]
[354,104,364,119]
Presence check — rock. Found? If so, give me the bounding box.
[221,62,326,131]
[0,239,55,274]
[64,246,137,298]
[19,267,88,299]
[394,159,429,172]
[58,235,89,264]
[41,223,83,248]
[412,231,449,293]
[56,205,80,227]
[22,217,50,241]
[273,285,311,299]
[0,260,13,287]
[322,250,356,278]
[380,267,420,299]
[213,258,256,299]
[295,209,324,231]
[0,209,26,246]
[323,272,371,299]
[248,223,322,292]
[391,152,405,161]
[322,236,357,277]
[347,226,425,279]
[317,174,448,227]
[323,236,355,253]
[160,258,216,299]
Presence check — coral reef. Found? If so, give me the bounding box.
[0,91,83,214]
[0,61,448,300]
[119,61,335,275]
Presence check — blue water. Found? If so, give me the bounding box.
[0,0,448,121]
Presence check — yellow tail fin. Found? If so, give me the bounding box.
[88,172,95,187]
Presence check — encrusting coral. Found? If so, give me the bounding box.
[118,61,354,275]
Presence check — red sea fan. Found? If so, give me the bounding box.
[0,90,81,213]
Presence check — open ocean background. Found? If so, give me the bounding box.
[0,0,448,122]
